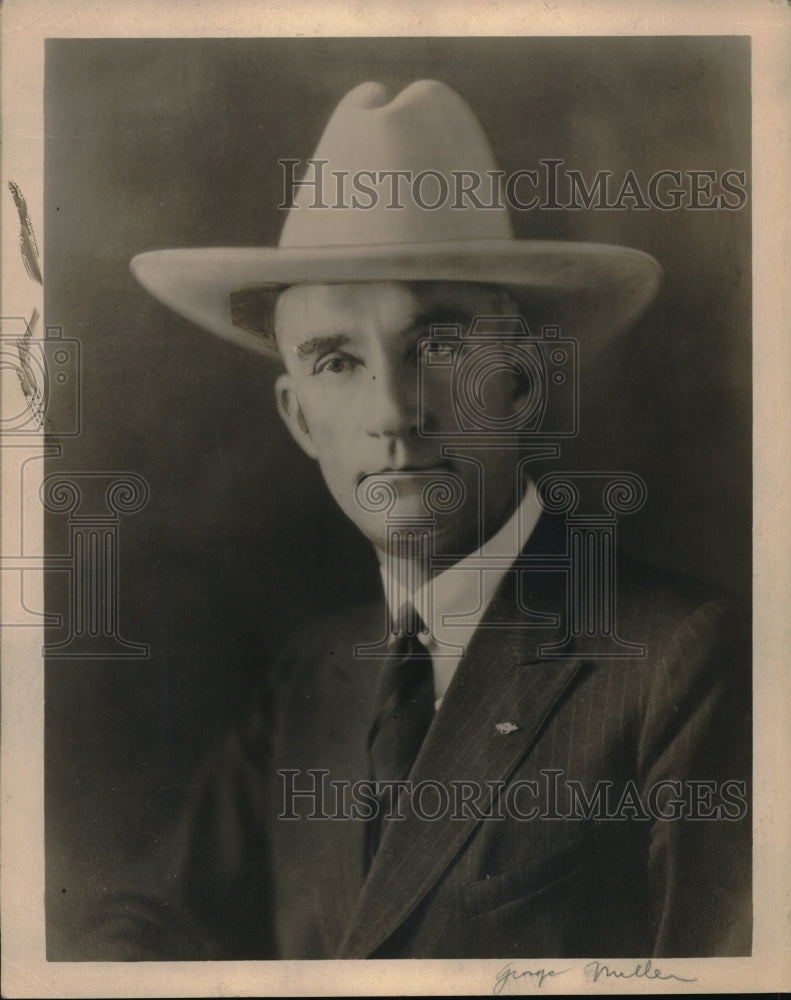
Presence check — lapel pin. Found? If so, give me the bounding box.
[495,721,520,735]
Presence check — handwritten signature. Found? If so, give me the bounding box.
[584,958,697,984]
[493,964,570,994]
[493,958,696,993]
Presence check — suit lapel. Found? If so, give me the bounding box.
[338,523,583,957]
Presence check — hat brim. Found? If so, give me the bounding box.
[130,239,661,358]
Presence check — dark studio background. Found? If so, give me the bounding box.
[44,37,751,955]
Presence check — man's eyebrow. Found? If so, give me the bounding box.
[294,334,350,361]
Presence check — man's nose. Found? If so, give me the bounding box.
[365,362,420,439]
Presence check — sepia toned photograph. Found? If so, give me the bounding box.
[2,4,789,997]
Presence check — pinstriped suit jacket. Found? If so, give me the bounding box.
[82,514,751,960]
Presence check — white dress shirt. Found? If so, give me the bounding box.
[380,480,543,707]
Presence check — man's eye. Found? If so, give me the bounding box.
[314,353,358,375]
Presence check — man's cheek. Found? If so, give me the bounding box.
[419,369,455,429]
[313,438,355,493]
[301,388,356,433]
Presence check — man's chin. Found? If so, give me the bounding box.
[351,507,480,563]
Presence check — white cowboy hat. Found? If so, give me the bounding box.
[131,79,661,357]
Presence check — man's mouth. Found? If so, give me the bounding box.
[359,462,455,482]
[354,463,466,512]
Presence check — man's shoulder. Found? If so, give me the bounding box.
[615,547,749,634]
[606,551,751,711]
[269,596,386,686]
[275,597,385,656]
[528,511,748,630]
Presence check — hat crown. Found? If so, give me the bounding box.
[130,78,662,357]
[279,79,513,249]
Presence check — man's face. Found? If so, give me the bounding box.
[274,281,529,559]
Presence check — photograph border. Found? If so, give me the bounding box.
[2,1,789,996]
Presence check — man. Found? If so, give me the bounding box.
[97,79,749,959]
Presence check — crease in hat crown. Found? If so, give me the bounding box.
[130,77,662,358]
[279,79,514,249]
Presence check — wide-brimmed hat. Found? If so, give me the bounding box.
[131,79,661,357]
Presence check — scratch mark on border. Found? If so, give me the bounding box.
[8,180,43,284]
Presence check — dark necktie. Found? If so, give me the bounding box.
[366,603,435,861]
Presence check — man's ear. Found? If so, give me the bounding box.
[274,373,318,460]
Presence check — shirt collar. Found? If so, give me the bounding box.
[380,479,542,653]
